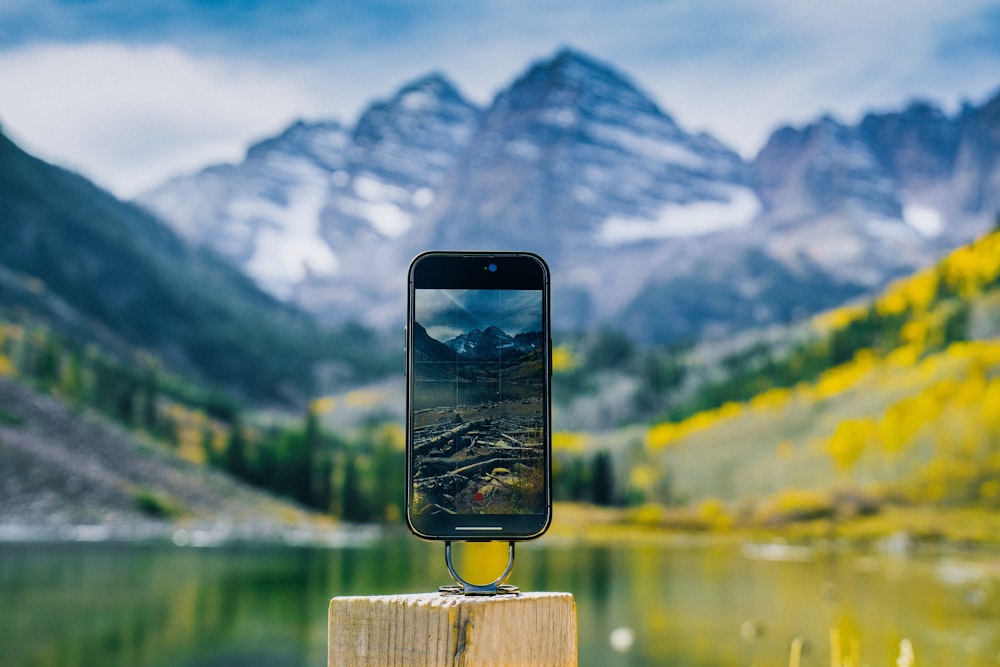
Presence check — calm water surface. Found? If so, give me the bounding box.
[1,533,998,666]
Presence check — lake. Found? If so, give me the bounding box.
[1,531,998,666]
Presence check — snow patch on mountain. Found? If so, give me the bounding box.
[505,139,543,162]
[589,122,708,170]
[343,173,414,237]
[903,204,944,237]
[598,186,760,244]
[241,166,338,296]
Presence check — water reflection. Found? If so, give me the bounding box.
[1,536,998,666]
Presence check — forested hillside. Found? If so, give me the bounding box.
[0,317,404,525]
[0,129,394,404]
[0,127,401,526]
[552,223,1000,537]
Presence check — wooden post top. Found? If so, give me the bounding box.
[329,591,577,667]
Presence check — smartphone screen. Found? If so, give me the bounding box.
[406,252,552,540]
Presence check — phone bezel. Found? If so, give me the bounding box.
[405,251,552,541]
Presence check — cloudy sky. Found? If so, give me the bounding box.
[417,289,543,343]
[1,0,998,198]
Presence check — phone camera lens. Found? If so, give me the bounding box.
[487,263,498,273]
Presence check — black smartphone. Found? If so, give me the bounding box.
[405,251,552,540]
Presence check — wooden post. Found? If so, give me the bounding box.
[329,592,577,667]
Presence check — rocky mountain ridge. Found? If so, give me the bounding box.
[444,324,541,361]
[139,48,1000,342]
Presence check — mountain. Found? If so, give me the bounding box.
[425,49,750,252]
[444,324,540,361]
[412,322,541,364]
[139,48,1000,343]
[750,104,988,285]
[412,321,456,363]
[0,127,388,403]
[142,74,481,327]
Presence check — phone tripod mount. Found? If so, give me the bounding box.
[438,541,520,596]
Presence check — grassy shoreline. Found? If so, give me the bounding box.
[547,501,1000,550]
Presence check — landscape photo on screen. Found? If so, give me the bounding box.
[411,288,546,516]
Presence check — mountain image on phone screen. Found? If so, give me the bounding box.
[411,288,546,517]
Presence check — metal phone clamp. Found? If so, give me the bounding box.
[438,541,519,596]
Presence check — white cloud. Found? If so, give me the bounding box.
[0,42,324,197]
[567,0,1000,156]
[0,0,996,197]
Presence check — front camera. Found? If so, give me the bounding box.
[487,263,498,273]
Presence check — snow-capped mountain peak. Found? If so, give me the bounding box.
[444,325,539,361]
[429,49,754,259]
[140,72,480,313]
[139,49,1000,341]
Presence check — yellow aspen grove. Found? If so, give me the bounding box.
[941,231,1000,296]
[878,395,930,456]
[826,417,878,471]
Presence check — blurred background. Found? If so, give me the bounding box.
[1,1,999,665]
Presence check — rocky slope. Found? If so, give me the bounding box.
[0,376,334,540]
